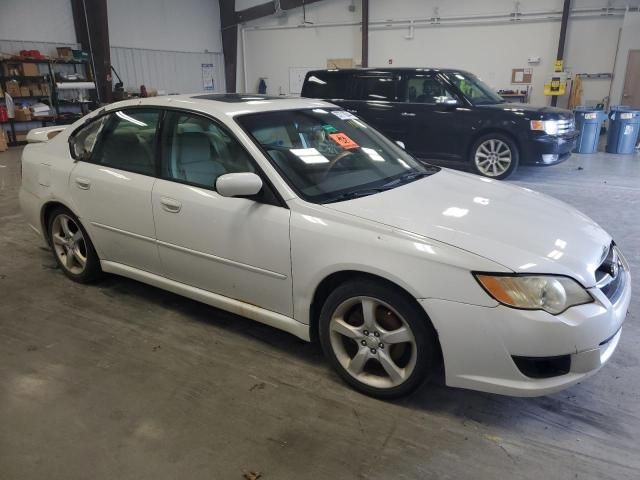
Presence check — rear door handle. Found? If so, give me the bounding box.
[346,109,358,113]
[400,112,416,117]
[160,197,182,213]
[74,177,91,190]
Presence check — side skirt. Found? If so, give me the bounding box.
[101,260,311,341]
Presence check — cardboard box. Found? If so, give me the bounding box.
[56,47,73,61]
[30,85,43,96]
[19,86,30,97]
[0,130,8,152]
[5,80,20,97]
[15,132,28,142]
[41,83,50,96]
[15,107,31,122]
[21,63,40,77]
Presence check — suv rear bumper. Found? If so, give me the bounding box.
[521,131,579,165]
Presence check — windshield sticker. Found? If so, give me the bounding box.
[329,132,360,150]
[331,110,358,121]
[322,124,338,133]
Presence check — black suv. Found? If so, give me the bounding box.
[301,68,578,179]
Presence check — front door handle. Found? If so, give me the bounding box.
[75,177,91,190]
[400,112,416,117]
[346,109,358,113]
[160,197,182,213]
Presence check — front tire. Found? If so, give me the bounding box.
[319,279,438,399]
[470,133,519,179]
[48,207,102,283]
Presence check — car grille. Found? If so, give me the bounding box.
[596,243,627,304]
[557,118,575,134]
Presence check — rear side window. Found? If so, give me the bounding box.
[406,75,457,104]
[71,116,109,160]
[91,109,161,176]
[301,72,349,99]
[351,75,395,101]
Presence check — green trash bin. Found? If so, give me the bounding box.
[573,106,606,154]
[605,106,640,154]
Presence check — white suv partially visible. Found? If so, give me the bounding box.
[19,94,630,398]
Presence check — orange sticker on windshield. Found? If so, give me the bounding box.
[328,132,359,149]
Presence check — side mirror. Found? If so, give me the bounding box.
[216,172,263,198]
[395,140,406,150]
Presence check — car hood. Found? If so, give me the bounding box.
[479,103,574,120]
[323,169,610,287]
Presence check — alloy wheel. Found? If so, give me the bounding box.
[329,296,417,389]
[474,139,512,177]
[51,214,88,275]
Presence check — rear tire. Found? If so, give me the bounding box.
[319,278,438,399]
[47,207,102,283]
[470,133,519,179]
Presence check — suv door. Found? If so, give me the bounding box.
[397,73,467,161]
[151,110,293,316]
[69,109,163,274]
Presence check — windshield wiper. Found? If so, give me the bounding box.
[327,187,393,203]
[383,170,433,187]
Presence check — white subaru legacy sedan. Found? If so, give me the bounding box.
[20,94,630,398]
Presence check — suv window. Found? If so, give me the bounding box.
[406,75,457,104]
[351,75,394,101]
[160,111,255,189]
[91,109,161,176]
[301,72,349,99]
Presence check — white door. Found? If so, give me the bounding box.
[69,109,163,275]
[151,110,293,316]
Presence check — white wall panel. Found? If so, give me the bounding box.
[0,0,76,44]
[107,0,222,53]
[238,0,632,106]
[110,47,225,94]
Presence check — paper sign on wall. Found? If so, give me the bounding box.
[202,64,215,91]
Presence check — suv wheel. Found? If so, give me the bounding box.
[319,279,438,398]
[470,133,519,179]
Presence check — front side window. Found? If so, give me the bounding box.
[446,72,504,105]
[91,109,161,176]
[160,111,255,189]
[352,75,395,101]
[406,75,457,104]
[237,109,439,204]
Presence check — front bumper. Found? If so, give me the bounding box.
[522,131,579,166]
[420,269,631,397]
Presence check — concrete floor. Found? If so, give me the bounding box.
[0,146,638,480]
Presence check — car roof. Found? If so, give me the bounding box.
[306,68,473,75]
[103,93,336,117]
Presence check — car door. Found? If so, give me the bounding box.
[151,110,293,316]
[341,72,405,141]
[69,108,163,275]
[397,73,468,161]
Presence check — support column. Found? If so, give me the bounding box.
[70,0,111,103]
[551,0,571,107]
[219,0,238,93]
[361,0,369,67]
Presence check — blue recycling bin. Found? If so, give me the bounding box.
[605,105,640,154]
[573,106,606,153]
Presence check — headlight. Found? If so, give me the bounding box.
[530,120,559,135]
[474,274,593,314]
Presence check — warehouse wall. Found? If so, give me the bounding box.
[0,0,76,45]
[238,0,636,106]
[610,11,640,106]
[107,0,225,94]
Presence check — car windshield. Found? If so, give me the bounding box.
[446,72,504,105]
[237,108,439,204]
